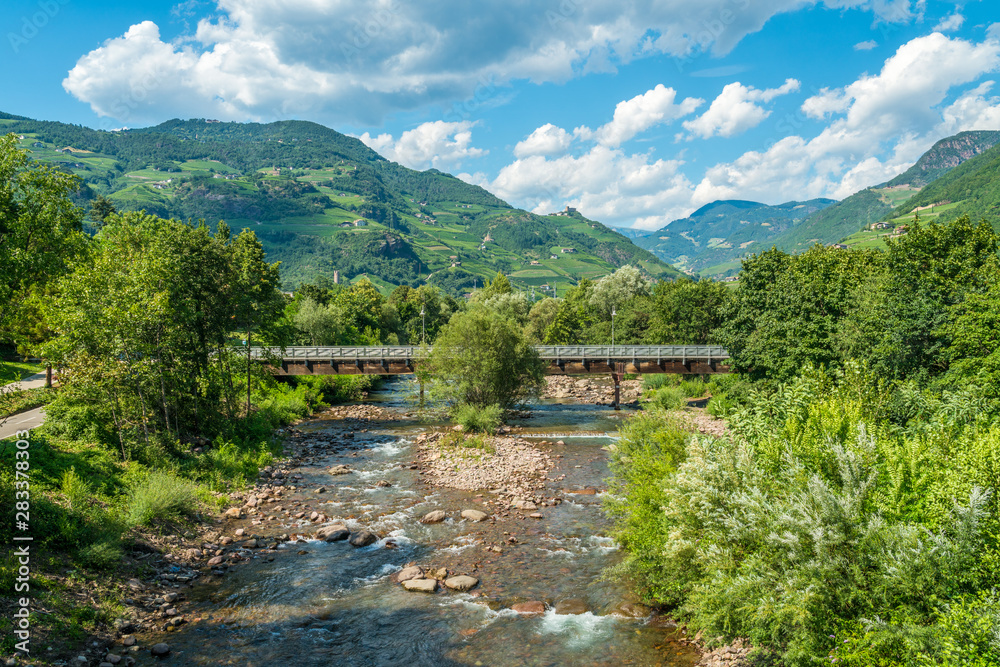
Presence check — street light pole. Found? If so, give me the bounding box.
[611,306,616,347]
[421,307,426,344]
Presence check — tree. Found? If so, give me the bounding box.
[0,133,85,348]
[590,265,649,318]
[89,195,116,225]
[526,298,560,343]
[645,278,730,344]
[424,306,545,412]
[293,297,350,345]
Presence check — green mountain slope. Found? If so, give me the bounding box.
[637,199,835,276]
[891,140,1000,227]
[886,130,1000,189]
[0,114,680,291]
[768,189,895,252]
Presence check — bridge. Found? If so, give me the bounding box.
[252,345,730,376]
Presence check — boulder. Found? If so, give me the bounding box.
[461,509,489,522]
[554,599,588,615]
[328,465,352,475]
[402,578,438,593]
[395,566,423,583]
[150,643,171,657]
[421,510,447,524]
[511,601,546,614]
[444,575,479,591]
[315,524,349,541]
[512,499,537,510]
[348,531,377,547]
[223,507,242,519]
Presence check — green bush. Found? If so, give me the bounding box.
[127,471,200,527]
[679,379,707,398]
[454,403,503,433]
[608,364,1000,666]
[648,385,686,410]
[291,374,381,404]
[77,541,124,571]
[643,374,680,390]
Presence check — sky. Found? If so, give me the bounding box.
[3,0,1000,230]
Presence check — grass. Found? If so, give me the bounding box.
[0,386,56,418]
[0,360,44,384]
[438,430,496,456]
[126,471,201,527]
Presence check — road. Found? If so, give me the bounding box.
[0,406,46,440]
[0,372,51,440]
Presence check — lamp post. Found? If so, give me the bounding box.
[611,306,616,347]
[420,307,426,344]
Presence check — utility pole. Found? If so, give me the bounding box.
[612,306,617,347]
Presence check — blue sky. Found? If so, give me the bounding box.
[3,0,999,229]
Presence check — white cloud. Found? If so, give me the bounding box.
[487,33,1000,229]
[854,40,878,50]
[592,85,703,147]
[682,79,800,139]
[933,13,964,32]
[358,121,486,172]
[513,124,573,158]
[63,0,926,125]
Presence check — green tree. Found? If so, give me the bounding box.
[526,298,560,343]
[645,278,729,344]
[425,306,545,412]
[0,133,85,348]
[292,297,350,345]
[590,265,649,318]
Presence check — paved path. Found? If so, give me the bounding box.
[0,406,46,440]
[0,373,52,440]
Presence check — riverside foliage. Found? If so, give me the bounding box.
[608,216,1000,666]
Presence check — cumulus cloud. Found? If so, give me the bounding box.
[358,121,486,172]
[591,85,703,147]
[681,79,800,139]
[933,13,964,32]
[854,40,878,50]
[63,0,926,125]
[486,33,1000,229]
[514,124,573,158]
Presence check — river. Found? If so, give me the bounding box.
[141,378,700,666]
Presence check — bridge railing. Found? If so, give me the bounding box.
[249,345,729,361]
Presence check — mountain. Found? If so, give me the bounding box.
[885,130,1000,189]
[889,139,1000,227]
[778,130,1000,252]
[0,114,681,292]
[637,199,835,276]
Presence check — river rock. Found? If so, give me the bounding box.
[444,575,479,591]
[224,507,242,519]
[150,643,170,657]
[461,509,489,522]
[421,510,447,524]
[315,524,349,541]
[511,601,546,614]
[614,601,652,618]
[512,499,537,510]
[554,599,588,615]
[395,566,423,582]
[402,578,438,593]
[207,556,224,566]
[105,654,122,665]
[348,531,377,547]
[329,465,352,475]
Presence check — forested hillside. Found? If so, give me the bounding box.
[0,114,680,291]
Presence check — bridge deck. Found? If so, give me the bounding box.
[251,345,730,376]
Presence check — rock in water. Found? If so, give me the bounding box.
[395,566,423,583]
[554,599,588,615]
[328,465,352,475]
[348,531,377,547]
[512,499,537,510]
[421,510,448,523]
[315,524,350,541]
[511,601,546,614]
[444,575,479,591]
[150,643,171,657]
[402,578,438,593]
[461,509,489,522]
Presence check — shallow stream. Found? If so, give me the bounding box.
[147,378,699,666]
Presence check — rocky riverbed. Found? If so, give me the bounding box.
[50,379,740,667]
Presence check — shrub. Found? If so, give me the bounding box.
[643,374,680,390]
[454,403,503,433]
[77,541,124,571]
[127,471,200,527]
[648,385,686,410]
[679,378,706,398]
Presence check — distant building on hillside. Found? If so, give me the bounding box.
[561,247,576,253]
[529,260,540,265]
[871,222,891,230]
[830,243,848,250]
[353,219,368,227]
